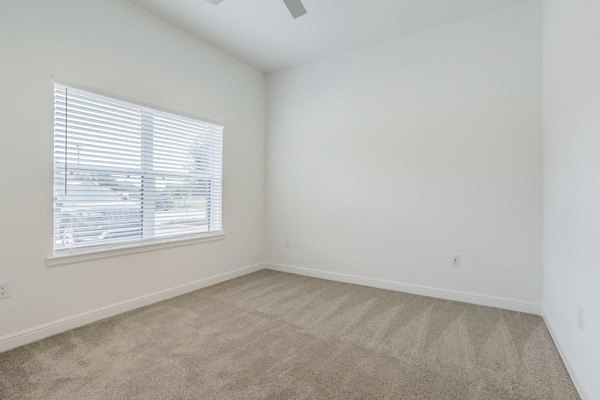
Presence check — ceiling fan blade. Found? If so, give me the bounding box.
[204,0,224,4]
[282,0,307,19]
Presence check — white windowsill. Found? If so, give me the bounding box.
[46,233,225,268]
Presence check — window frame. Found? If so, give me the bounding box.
[48,82,225,266]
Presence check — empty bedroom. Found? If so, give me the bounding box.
[0,0,598,399]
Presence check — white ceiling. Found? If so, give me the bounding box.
[132,0,527,72]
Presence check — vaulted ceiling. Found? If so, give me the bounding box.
[132,0,528,72]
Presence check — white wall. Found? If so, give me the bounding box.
[0,0,265,338]
[543,0,600,398]
[266,1,543,305]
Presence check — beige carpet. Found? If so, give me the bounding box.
[0,270,578,399]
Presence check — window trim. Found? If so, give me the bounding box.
[46,231,225,267]
[49,81,226,264]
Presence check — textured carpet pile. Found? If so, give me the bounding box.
[0,270,579,399]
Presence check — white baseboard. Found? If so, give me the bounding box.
[543,310,595,400]
[0,261,544,354]
[0,263,265,353]
[5,261,590,400]
[266,262,542,315]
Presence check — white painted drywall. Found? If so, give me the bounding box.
[132,0,528,72]
[0,0,265,338]
[266,1,543,304]
[543,0,600,398]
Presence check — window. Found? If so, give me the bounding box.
[53,84,223,253]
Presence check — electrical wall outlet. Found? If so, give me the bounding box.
[577,306,584,331]
[451,255,461,267]
[0,281,9,299]
[284,239,291,249]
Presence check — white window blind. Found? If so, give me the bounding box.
[53,84,223,252]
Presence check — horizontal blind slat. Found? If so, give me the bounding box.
[54,84,223,251]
